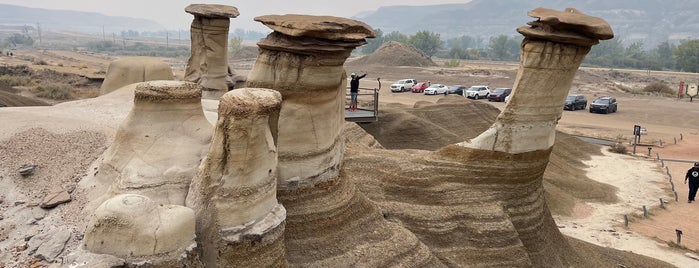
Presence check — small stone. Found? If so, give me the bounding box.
[19,164,37,177]
[40,188,71,209]
[14,201,25,206]
[16,243,27,251]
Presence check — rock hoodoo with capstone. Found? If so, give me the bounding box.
[184,4,239,99]
[247,14,442,267]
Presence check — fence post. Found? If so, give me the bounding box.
[674,137,677,144]
[680,133,683,140]
[660,139,663,147]
[624,215,629,228]
[676,229,683,245]
[643,205,648,218]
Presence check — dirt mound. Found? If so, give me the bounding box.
[348,41,437,67]
[353,96,616,216]
[0,90,49,107]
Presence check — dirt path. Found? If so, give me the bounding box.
[629,135,699,256]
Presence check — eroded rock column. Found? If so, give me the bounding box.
[184,4,239,99]
[186,88,286,267]
[94,81,212,206]
[461,8,613,154]
[247,15,442,267]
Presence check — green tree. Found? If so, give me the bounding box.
[408,30,441,57]
[487,35,519,61]
[648,42,675,70]
[7,33,33,46]
[585,38,624,67]
[674,40,699,72]
[362,28,384,54]
[384,31,408,44]
[229,36,242,56]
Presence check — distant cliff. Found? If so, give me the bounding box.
[0,4,164,33]
[354,0,699,48]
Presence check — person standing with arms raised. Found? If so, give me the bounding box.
[349,71,367,112]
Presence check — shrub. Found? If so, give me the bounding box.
[643,82,674,95]
[444,58,460,68]
[609,142,628,154]
[0,75,31,88]
[35,83,72,100]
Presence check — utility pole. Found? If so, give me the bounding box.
[36,22,42,46]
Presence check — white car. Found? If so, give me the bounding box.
[464,85,491,99]
[424,84,449,95]
[390,79,417,92]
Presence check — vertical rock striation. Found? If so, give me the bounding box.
[184,4,239,99]
[186,88,286,267]
[247,15,442,267]
[94,81,212,206]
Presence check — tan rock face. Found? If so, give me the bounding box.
[185,4,239,98]
[186,88,286,267]
[84,194,196,259]
[518,8,614,46]
[99,57,174,95]
[95,81,212,206]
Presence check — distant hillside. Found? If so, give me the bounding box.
[0,4,164,33]
[354,0,699,48]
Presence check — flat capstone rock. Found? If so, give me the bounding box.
[185,4,239,18]
[255,14,376,41]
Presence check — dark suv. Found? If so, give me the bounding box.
[564,94,587,110]
[589,96,617,114]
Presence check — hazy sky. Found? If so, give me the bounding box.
[0,0,468,31]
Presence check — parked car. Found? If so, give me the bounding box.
[424,84,449,95]
[487,88,512,102]
[564,94,587,110]
[589,96,617,114]
[464,85,490,99]
[412,82,429,93]
[390,79,417,92]
[447,85,467,95]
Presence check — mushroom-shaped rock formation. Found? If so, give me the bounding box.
[345,8,618,267]
[93,81,212,207]
[84,194,200,266]
[184,4,239,99]
[247,14,441,267]
[99,57,174,95]
[186,88,286,267]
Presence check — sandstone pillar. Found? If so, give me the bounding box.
[94,81,212,206]
[247,15,442,267]
[461,8,613,154]
[184,4,239,99]
[186,88,286,267]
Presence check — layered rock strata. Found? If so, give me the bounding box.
[348,8,614,267]
[94,81,212,206]
[248,14,442,267]
[184,4,239,99]
[186,88,286,267]
[83,194,200,266]
[99,57,174,95]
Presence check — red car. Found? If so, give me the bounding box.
[412,82,429,93]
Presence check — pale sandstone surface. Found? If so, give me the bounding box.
[186,88,286,267]
[92,81,212,208]
[99,57,174,95]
